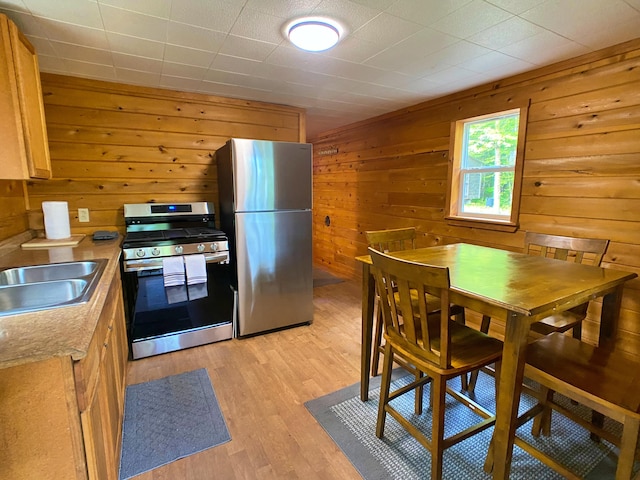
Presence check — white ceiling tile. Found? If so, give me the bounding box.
[112,52,163,73]
[500,30,589,65]
[521,0,640,41]
[169,0,243,32]
[98,0,172,18]
[106,31,165,59]
[0,1,28,13]
[218,35,278,61]
[63,58,117,79]
[159,75,203,92]
[468,16,544,50]
[34,18,110,49]
[244,0,321,18]
[229,7,286,44]
[463,50,532,73]
[115,67,161,86]
[99,5,168,42]
[581,15,640,49]
[317,35,378,63]
[24,34,56,55]
[350,12,423,46]
[484,0,546,15]
[166,21,227,52]
[162,61,207,79]
[386,0,474,26]
[0,9,44,36]
[24,0,104,28]
[35,54,69,73]
[311,0,380,32]
[198,80,271,99]
[164,44,216,67]
[625,0,640,10]
[431,0,513,38]
[209,54,261,75]
[50,40,113,65]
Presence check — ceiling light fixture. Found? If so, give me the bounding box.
[286,17,343,52]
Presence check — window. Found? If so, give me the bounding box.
[446,104,528,232]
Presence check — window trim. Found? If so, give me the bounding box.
[445,101,529,233]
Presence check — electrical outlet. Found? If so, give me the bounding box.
[78,208,90,222]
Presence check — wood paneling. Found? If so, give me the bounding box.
[0,180,28,241]
[311,38,640,355]
[25,73,305,236]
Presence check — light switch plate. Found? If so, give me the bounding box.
[78,208,90,222]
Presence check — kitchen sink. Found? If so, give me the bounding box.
[0,260,102,285]
[0,259,107,316]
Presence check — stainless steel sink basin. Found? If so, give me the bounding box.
[0,260,101,285]
[0,259,107,316]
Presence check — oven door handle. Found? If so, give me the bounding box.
[123,252,229,272]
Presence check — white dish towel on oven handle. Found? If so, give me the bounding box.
[163,256,187,304]
[162,256,185,287]
[185,254,208,300]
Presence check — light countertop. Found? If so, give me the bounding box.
[0,232,123,370]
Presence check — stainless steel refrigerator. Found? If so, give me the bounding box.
[216,138,313,337]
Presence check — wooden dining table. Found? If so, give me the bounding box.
[355,242,637,480]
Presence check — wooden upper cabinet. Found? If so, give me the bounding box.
[0,13,51,179]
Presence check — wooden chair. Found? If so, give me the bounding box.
[491,333,640,479]
[467,231,609,393]
[370,248,503,480]
[365,228,465,378]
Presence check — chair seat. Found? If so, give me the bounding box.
[530,311,583,336]
[392,322,503,377]
[526,333,640,414]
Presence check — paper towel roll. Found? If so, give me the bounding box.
[42,201,71,240]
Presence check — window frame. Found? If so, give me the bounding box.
[445,102,529,232]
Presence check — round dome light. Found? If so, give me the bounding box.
[287,18,342,52]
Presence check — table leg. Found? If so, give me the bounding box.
[360,263,375,401]
[491,313,531,480]
[598,285,624,349]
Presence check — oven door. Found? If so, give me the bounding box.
[121,259,235,359]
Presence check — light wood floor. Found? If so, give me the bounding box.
[125,279,365,479]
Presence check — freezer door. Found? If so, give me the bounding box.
[231,139,312,212]
[235,210,313,336]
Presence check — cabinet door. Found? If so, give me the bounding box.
[8,20,51,178]
[0,14,51,180]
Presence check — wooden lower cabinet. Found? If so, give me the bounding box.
[0,269,128,480]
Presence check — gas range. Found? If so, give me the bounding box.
[120,201,235,359]
[122,202,229,269]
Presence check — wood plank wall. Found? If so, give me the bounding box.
[24,73,305,236]
[311,38,640,354]
[0,180,28,240]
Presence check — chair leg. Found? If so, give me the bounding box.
[532,386,553,437]
[371,303,384,377]
[430,376,446,480]
[572,322,582,340]
[617,416,640,480]
[453,308,469,391]
[467,315,492,393]
[590,411,605,442]
[376,343,394,439]
[415,370,424,415]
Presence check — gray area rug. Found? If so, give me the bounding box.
[313,267,344,288]
[306,370,626,479]
[119,368,231,480]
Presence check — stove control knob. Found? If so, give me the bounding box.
[197,244,205,253]
[175,245,184,254]
[136,249,146,258]
[151,248,161,256]
[210,243,218,251]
